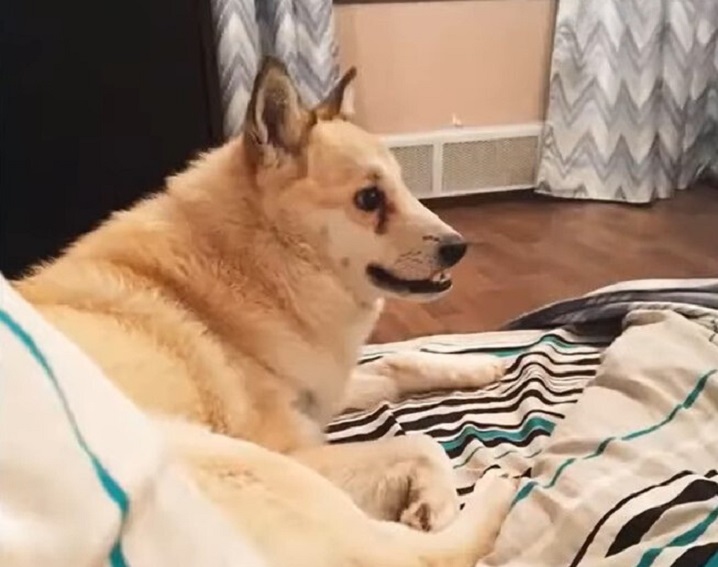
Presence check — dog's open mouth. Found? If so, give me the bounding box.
[366,264,452,295]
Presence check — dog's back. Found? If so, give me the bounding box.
[16,145,347,451]
[16,191,225,425]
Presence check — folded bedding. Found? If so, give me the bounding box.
[0,276,265,566]
[330,279,718,566]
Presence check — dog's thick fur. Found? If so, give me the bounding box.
[15,58,514,566]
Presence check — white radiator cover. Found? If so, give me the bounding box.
[383,123,543,199]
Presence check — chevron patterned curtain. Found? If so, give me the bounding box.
[211,0,339,138]
[537,0,718,203]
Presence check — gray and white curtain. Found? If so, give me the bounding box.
[537,0,718,203]
[211,0,339,138]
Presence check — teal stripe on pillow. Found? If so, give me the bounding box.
[0,310,130,567]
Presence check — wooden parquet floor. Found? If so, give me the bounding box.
[371,185,718,343]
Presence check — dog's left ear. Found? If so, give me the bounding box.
[314,67,357,121]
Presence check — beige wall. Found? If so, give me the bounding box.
[335,0,556,135]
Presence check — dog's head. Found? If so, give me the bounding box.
[243,58,467,303]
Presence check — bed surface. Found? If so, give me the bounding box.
[329,279,718,566]
[4,271,717,565]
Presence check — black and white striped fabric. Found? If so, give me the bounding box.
[328,279,718,566]
[328,329,609,498]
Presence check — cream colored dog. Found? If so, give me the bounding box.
[15,58,513,566]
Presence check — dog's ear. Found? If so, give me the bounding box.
[244,57,313,167]
[314,67,357,121]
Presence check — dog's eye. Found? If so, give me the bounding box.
[354,186,384,212]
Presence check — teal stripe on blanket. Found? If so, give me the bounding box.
[511,369,717,508]
[0,310,130,567]
[441,417,556,452]
[635,504,718,567]
[489,335,604,358]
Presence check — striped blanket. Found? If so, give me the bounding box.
[329,279,718,566]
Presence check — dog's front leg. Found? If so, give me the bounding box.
[344,351,505,411]
[294,434,460,531]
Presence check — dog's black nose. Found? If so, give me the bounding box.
[437,235,467,268]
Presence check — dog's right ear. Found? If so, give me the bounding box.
[244,57,313,168]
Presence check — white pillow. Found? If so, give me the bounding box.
[0,275,266,567]
[481,310,718,566]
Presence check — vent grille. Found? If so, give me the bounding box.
[389,145,433,197]
[384,124,542,199]
[442,136,538,193]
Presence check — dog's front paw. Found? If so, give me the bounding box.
[474,355,506,386]
[465,472,517,535]
[397,435,460,532]
[400,482,459,532]
[435,354,506,389]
